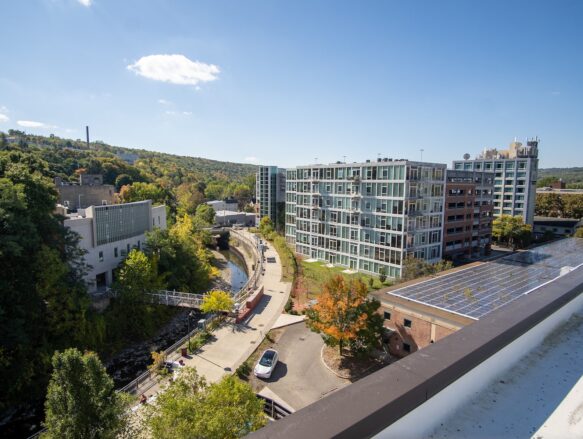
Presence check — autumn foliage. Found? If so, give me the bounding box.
[307,275,374,355]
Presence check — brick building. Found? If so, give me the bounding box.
[370,290,473,357]
[443,169,494,260]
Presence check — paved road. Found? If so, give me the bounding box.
[259,322,349,410]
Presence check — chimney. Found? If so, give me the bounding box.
[86,126,90,148]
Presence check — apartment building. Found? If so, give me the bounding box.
[452,138,539,225]
[285,159,446,279]
[64,200,166,294]
[256,166,286,230]
[443,169,494,259]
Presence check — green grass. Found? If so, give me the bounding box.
[299,260,388,300]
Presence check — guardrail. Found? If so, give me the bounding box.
[257,395,293,420]
[230,229,264,305]
[118,313,219,395]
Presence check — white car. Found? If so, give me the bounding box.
[254,349,279,379]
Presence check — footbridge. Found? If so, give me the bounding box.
[146,229,264,310]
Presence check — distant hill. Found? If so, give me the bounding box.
[0,129,257,185]
[538,167,583,188]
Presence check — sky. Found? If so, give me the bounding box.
[0,0,582,168]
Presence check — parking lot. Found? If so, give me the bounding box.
[248,321,349,410]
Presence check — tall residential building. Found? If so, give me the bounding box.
[452,138,539,225]
[64,200,167,294]
[285,159,446,279]
[256,166,286,230]
[443,169,494,260]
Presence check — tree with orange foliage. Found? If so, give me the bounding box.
[307,275,379,356]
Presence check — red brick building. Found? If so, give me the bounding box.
[443,170,494,260]
[371,289,474,358]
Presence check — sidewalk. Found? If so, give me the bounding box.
[146,230,292,393]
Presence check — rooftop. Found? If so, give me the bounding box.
[429,312,583,439]
[384,238,583,319]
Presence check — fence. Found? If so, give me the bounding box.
[257,395,293,420]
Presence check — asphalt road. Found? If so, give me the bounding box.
[258,321,349,410]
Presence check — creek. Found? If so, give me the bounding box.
[1,248,249,438]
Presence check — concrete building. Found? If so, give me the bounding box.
[533,216,582,238]
[285,159,446,278]
[64,200,166,294]
[214,211,256,227]
[207,199,239,213]
[443,169,494,260]
[256,166,286,229]
[55,174,115,210]
[453,138,539,225]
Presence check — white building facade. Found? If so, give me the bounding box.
[64,200,167,294]
[453,138,539,225]
[285,160,446,279]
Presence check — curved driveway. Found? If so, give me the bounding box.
[260,322,349,410]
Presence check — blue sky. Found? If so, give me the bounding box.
[0,0,582,168]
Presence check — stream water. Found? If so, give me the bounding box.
[1,248,249,438]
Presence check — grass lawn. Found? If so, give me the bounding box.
[297,260,390,303]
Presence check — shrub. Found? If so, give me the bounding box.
[236,361,251,379]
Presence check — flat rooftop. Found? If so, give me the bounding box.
[429,312,583,439]
[386,238,583,319]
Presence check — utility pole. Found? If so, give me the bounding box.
[420,149,424,161]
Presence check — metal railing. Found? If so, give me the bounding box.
[257,395,293,420]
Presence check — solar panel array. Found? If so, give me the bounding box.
[388,238,583,319]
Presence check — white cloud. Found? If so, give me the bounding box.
[158,98,172,105]
[77,0,92,7]
[244,156,258,163]
[127,54,220,86]
[0,113,8,123]
[17,120,53,129]
[182,111,192,116]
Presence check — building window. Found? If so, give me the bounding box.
[403,343,411,352]
[404,318,412,328]
[384,311,391,320]
[114,247,118,258]
[99,251,104,262]
[127,243,130,253]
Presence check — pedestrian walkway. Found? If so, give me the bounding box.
[145,230,292,394]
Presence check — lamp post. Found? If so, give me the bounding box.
[187,311,194,350]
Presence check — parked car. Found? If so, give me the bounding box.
[254,349,279,379]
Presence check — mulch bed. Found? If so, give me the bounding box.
[321,345,392,381]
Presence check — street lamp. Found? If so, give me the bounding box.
[187,311,195,350]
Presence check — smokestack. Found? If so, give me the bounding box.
[86,126,90,148]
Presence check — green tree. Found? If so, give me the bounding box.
[176,182,205,216]
[144,367,265,439]
[0,152,90,410]
[114,173,133,191]
[200,290,234,316]
[119,182,166,204]
[194,203,216,227]
[349,298,384,356]
[574,228,583,238]
[111,249,162,338]
[536,176,559,188]
[492,215,532,249]
[43,348,130,439]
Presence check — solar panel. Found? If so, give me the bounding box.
[388,238,583,319]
